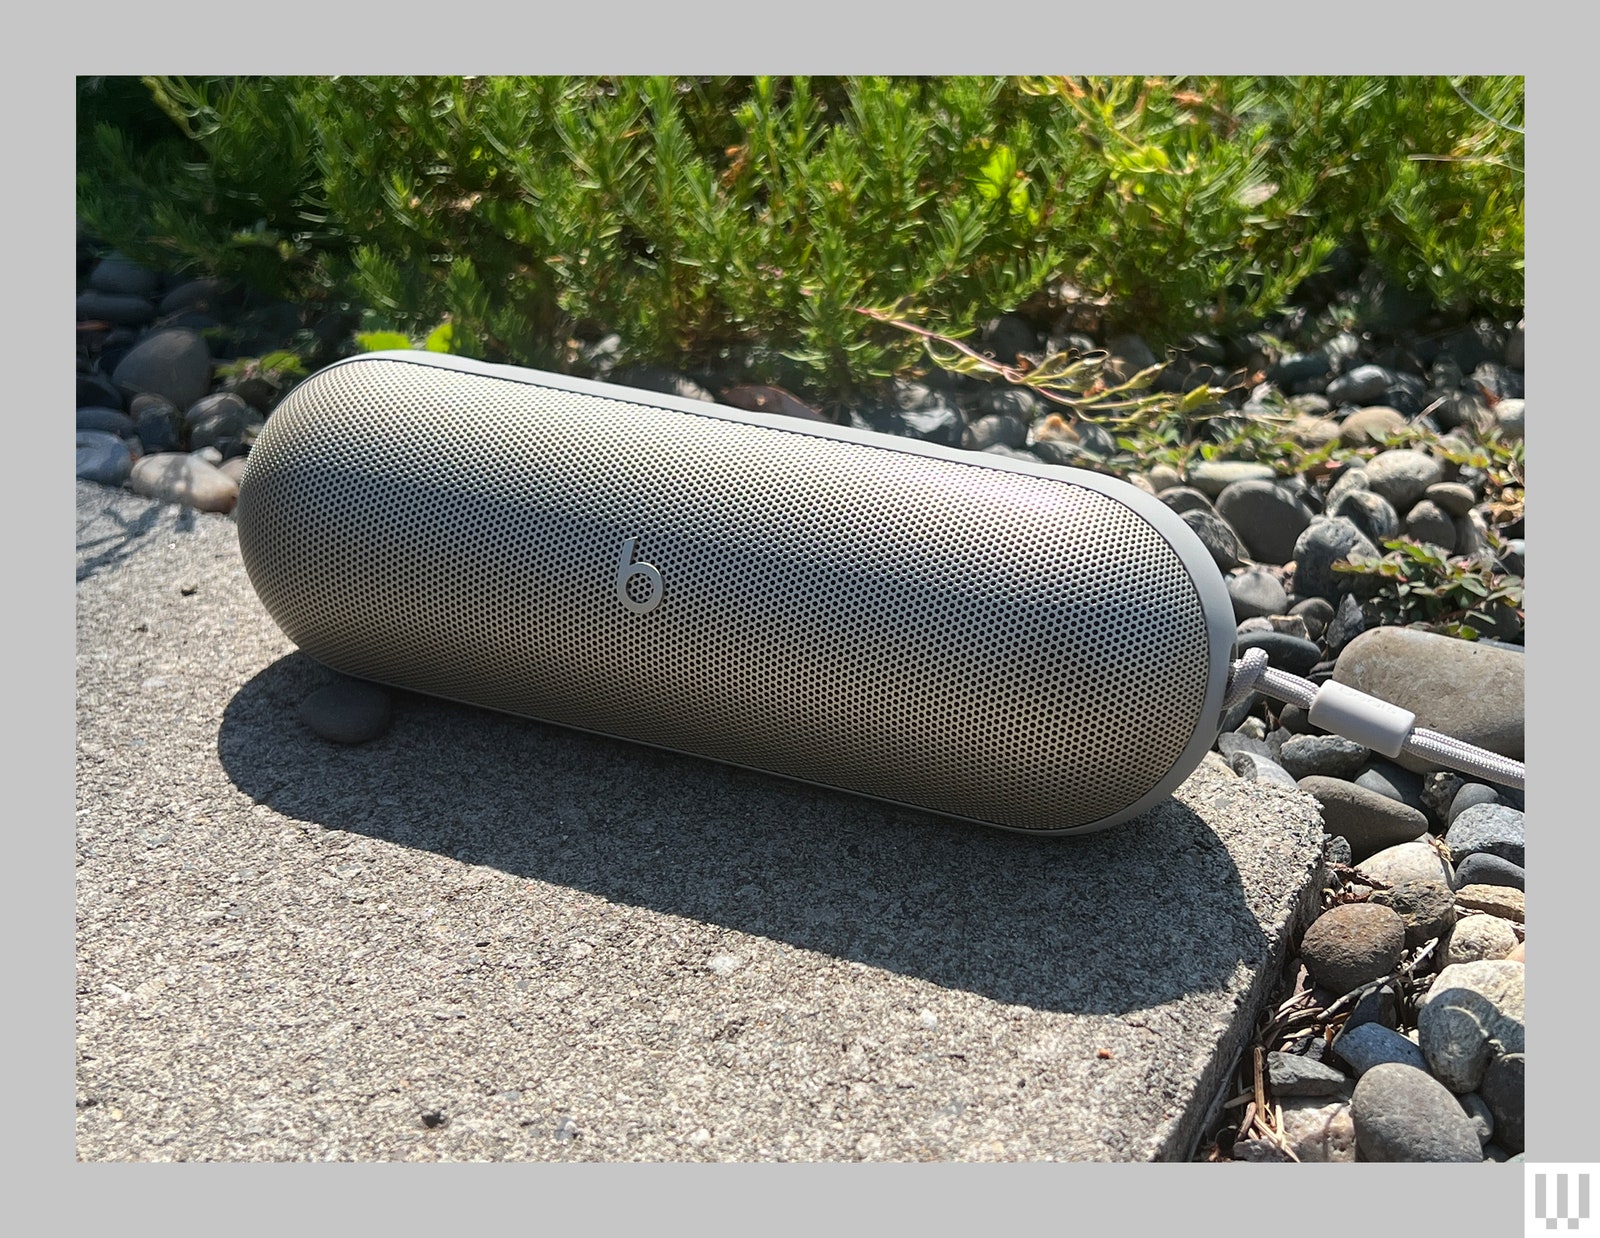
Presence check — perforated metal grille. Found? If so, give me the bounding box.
[237,358,1215,833]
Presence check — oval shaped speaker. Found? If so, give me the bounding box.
[235,352,1237,835]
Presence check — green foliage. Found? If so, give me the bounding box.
[353,323,458,354]
[213,349,309,382]
[77,75,1523,403]
[1212,76,1524,316]
[77,76,329,298]
[1432,429,1526,528]
[1331,537,1524,641]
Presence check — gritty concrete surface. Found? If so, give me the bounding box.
[75,480,1326,1161]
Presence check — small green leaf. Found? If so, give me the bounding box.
[974,145,1018,201]
[355,331,414,353]
[424,322,455,353]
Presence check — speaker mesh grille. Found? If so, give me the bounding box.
[237,358,1213,833]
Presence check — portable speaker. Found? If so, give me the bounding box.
[235,352,1237,835]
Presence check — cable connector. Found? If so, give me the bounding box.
[1305,680,1416,759]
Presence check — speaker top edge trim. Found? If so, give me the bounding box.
[324,350,1228,569]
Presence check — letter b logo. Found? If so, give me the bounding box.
[615,537,664,614]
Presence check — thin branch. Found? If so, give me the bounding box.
[1448,77,1526,136]
[1407,153,1525,176]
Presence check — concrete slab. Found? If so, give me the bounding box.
[75,480,1325,1161]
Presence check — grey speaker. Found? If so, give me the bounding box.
[235,352,1237,835]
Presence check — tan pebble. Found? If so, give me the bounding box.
[129,453,238,514]
[1456,884,1524,924]
[1505,940,1524,962]
[1442,914,1518,967]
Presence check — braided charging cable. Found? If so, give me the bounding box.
[1224,647,1525,792]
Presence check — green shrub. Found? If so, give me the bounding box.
[77,75,1523,405]
[1331,537,1524,641]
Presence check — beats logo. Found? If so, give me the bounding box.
[614,537,664,614]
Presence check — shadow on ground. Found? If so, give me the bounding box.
[75,481,199,583]
[219,652,1270,1015]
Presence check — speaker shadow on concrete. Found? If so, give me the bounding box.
[219,652,1269,1015]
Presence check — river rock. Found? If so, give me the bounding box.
[1344,981,1399,1032]
[76,290,157,327]
[1286,413,1342,450]
[974,386,1041,420]
[964,413,1028,451]
[1358,840,1454,887]
[1442,914,1519,966]
[77,407,135,437]
[1479,1052,1524,1153]
[89,252,162,296]
[1368,878,1456,948]
[1228,752,1300,788]
[1278,735,1369,780]
[1289,597,1334,640]
[1434,387,1495,435]
[159,276,236,316]
[1158,486,1216,516]
[77,372,123,409]
[1404,499,1457,551]
[1452,854,1525,892]
[1339,405,1407,446]
[1448,783,1507,825]
[1332,627,1523,772]
[1495,398,1525,442]
[1444,803,1524,868]
[1267,1052,1349,1098]
[1144,462,1182,492]
[187,396,265,457]
[1291,517,1378,603]
[128,453,239,514]
[1187,460,1277,497]
[299,677,393,744]
[1325,464,1370,504]
[1298,777,1429,861]
[1181,510,1247,571]
[1227,568,1288,621]
[76,431,133,485]
[1278,1097,1357,1162]
[1327,365,1394,406]
[1455,885,1524,924]
[1350,1063,1484,1161]
[1457,1091,1495,1146]
[1424,482,1477,518]
[1416,959,1524,1092]
[1299,903,1406,995]
[1354,761,1429,819]
[981,314,1039,364]
[1215,480,1313,565]
[1237,631,1321,676]
[1327,489,1401,544]
[112,329,213,412]
[1267,350,1330,388]
[1330,1022,1429,1077]
[133,399,183,453]
[1364,449,1444,512]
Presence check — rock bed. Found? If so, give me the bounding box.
[75,241,1526,1163]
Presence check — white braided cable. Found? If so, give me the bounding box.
[1223,650,1525,791]
[1405,727,1526,791]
